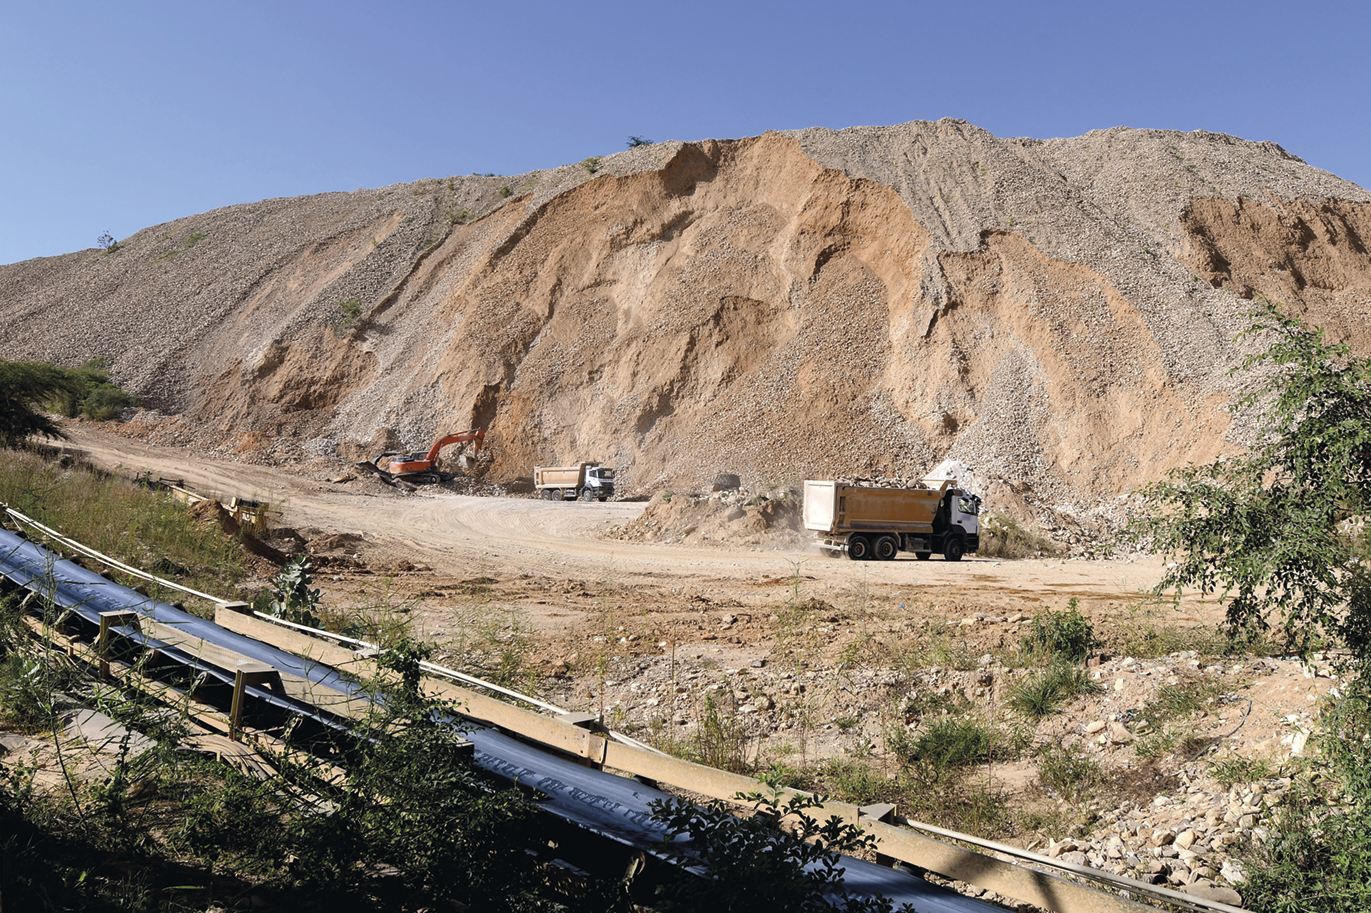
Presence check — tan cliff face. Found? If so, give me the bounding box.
[2,121,1368,515]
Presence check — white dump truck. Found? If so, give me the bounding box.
[803,479,981,561]
[534,464,616,501]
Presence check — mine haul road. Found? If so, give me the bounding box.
[55,426,1180,614]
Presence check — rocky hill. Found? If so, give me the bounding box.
[3,120,1369,520]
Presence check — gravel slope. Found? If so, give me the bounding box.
[3,120,1369,527]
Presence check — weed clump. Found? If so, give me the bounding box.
[1036,744,1103,801]
[894,716,1014,768]
[1008,661,1101,719]
[337,297,363,330]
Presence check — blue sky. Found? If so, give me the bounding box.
[3,0,1367,266]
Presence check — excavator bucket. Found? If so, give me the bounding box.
[456,454,474,471]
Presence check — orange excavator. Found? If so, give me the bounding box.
[359,428,485,484]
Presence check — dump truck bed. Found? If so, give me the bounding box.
[803,480,952,534]
[534,465,588,488]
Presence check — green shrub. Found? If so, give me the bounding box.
[265,557,322,627]
[1,364,68,443]
[338,298,363,330]
[41,358,137,421]
[80,382,137,420]
[1240,687,1371,913]
[1022,599,1096,661]
[650,791,907,912]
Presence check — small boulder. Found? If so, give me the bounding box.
[1183,881,1243,906]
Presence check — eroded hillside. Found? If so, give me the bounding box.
[2,120,1369,517]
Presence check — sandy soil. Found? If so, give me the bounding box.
[59,426,1187,625]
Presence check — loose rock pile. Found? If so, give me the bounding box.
[532,615,1339,911]
[606,486,805,550]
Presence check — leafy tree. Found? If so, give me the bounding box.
[1127,300,1371,912]
[0,360,80,447]
[1127,299,1371,670]
[627,135,654,147]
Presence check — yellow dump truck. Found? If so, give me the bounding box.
[534,464,616,502]
[803,480,981,561]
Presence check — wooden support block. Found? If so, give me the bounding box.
[557,711,599,728]
[97,610,140,680]
[217,601,251,615]
[230,660,284,740]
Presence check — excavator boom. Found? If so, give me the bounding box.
[424,428,484,466]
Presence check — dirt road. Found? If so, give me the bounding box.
[60,426,1178,616]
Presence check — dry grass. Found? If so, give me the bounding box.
[0,445,252,613]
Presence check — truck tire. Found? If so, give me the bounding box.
[874,535,899,561]
[847,534,872,561]
[915,551,932,561]
[944,538,965,562]
[580,488,595,502]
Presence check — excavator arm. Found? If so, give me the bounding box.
[424,428,484,469]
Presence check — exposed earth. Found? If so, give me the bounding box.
[34,425,1343,906]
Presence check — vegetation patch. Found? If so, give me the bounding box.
[0,449,251,610]
[1021,598,1096,662]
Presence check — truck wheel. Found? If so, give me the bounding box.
[847,535,871,561]
[915,551,932,561]
[552,489,564,501]
[874,535,899,561]
[580,488,595,502]
[597,495,608,502]
[944,538,965,562]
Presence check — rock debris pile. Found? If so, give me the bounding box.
[3,120,1369,530]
